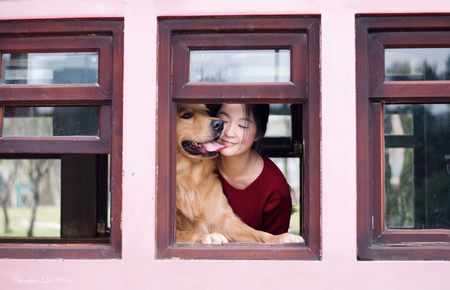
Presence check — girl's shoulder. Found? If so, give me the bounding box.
[260,155,290,189]
[261,155,284,176]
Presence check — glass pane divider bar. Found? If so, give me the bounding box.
[0,106,3,137]
[0,86,112,102]
[0,138,109,154]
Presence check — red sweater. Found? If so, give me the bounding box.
[218,155,292,235]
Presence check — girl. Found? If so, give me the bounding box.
[214,103,292,235]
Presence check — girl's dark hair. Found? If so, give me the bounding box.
[207,103,270,153]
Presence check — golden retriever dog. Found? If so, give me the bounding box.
[176,103,304,244]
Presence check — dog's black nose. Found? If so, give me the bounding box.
[211,119,224,133]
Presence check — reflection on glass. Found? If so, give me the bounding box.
[385,148,415,228]
[271,157,301,235]
[0,159,61,238]
[385,48,450,81]
[189,50,290,83]
[266,104,291,137]
[384,105,413,136]
[1,52,98,85]
[2,106,99,137]
[384,104,450,229]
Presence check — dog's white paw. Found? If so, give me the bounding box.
[202,233,229,245]
[278,233,304,244]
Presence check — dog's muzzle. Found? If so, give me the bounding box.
[181,119,226,157]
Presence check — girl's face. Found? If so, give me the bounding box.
[217,104,257,157]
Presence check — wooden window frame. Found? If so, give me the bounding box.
[0,19,123,259]
[157,16,321,260]
[356,15,450,261]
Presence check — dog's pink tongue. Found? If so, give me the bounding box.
[203,141,226,152]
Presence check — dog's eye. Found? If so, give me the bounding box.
[180,112,193,119]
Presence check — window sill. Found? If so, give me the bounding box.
[157,242,319,260]
[0,238,120,259]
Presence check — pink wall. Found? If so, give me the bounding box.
[1,0,449,289]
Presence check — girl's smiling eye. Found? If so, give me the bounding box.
[238,121,250,129]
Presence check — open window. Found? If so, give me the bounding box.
[0,19,123,259]
[356,15,450,260]
[157,16,321,260]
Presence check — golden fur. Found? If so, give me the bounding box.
[176,104,304,244]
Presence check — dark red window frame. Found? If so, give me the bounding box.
[356,15,450,260]
[0,19,123,259]
[157,16,321,260]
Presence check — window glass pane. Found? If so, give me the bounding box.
[1,52,98,85]
[384,105,413,136]
[266,104,291,137]
[384,104,450,229]
[189,50,290,83]
[2,106,99,137]
[0,159,61,238]
[385,148,415,228]
[385,48,450,81]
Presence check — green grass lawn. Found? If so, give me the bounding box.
[0,205,60,237]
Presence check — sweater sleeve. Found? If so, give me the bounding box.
[262,187,292,235]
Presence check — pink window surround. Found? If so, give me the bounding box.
[0,1,449,290]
